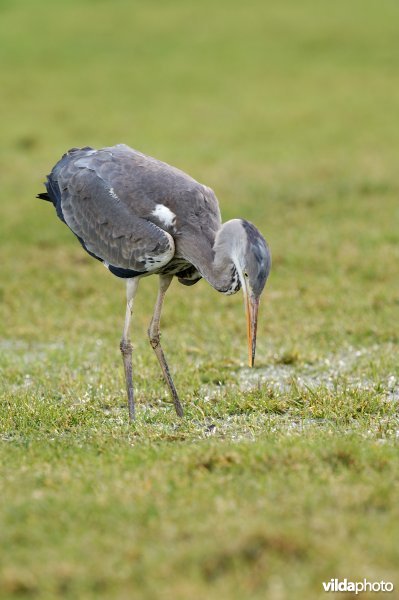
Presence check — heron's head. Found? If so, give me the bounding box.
[222,219,271,367]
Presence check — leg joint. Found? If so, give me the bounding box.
[148,330,160,349]
[120,339,133,355]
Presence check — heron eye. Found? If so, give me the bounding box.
[244,272,249,278]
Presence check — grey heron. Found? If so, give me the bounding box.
[37,144,271,421]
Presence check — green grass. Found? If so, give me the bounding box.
[1,0,399,598]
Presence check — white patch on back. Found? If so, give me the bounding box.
[152,204,176,228]
[109,187,119,200]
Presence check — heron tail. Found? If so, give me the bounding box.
[36,192,51,201]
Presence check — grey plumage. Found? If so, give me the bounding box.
[38,144,271,421]
[53,145,221,281]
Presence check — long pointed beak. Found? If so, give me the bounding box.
[244,285,259,367]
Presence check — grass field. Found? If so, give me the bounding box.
[1,0,399,598]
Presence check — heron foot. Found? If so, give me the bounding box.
[174,397,184,418]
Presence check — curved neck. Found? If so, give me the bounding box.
[200,251,237,294]
[182,220,242,294]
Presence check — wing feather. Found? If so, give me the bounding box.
[57,159,174,272]
[45,144,223,275]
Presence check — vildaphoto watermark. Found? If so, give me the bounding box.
[322,579,394,594]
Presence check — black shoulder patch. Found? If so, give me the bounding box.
[108,265,145,279]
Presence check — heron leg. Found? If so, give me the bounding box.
[148,275,184,417]
[120,278,140,422]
